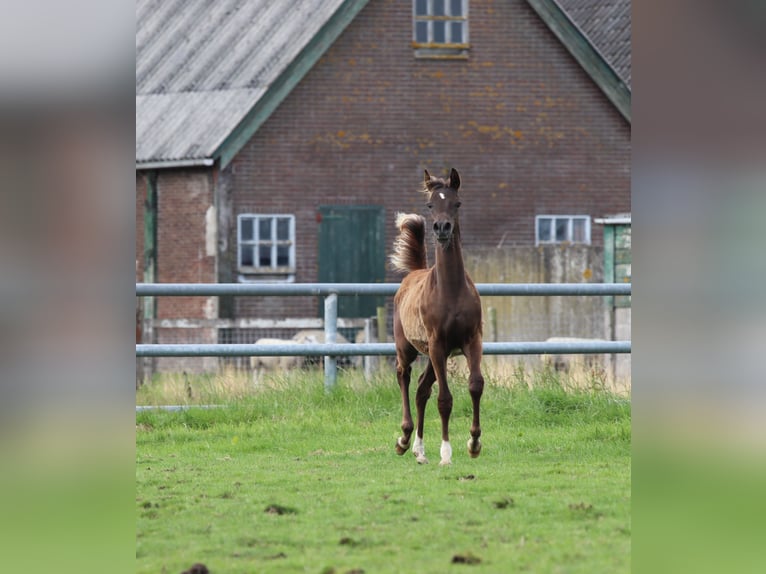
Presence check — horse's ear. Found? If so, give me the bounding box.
[424,169,432,185]
[448,168,461,191]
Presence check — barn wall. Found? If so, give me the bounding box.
[136,168,219,372]
[219,0,630,320]
[154,168,217,319]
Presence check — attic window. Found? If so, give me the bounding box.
[413,0,469,59]
[237,214,296,282]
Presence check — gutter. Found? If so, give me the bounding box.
[136,157,215,170]
[594,217,631,225]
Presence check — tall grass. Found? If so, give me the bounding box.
[136,359,630,406]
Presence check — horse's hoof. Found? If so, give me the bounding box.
[416,455,429,465]
[467,438,482,458]
[395,438,410,455]
[438,459,452,466]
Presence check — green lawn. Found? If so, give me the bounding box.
[136,367,630,573]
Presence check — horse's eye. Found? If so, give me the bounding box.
[455,201,462,208]
[426,203,433,209]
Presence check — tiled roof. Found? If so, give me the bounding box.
[557,0,631,88]
[136,0,350,166]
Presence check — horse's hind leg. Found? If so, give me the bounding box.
[463,337,485,458]
[395,345,418,455]
[413,360,436,464]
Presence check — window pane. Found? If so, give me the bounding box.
[415,0,428,16]
[240,245,254,266]
[258,245,272,267]
[451,21,463,43]
[537,218,551,242]
[277,245,290,267]
[450,0,462,16]
[277,217,290,240]
[572,218,586,242]
[415,20,428,42]
[258,218,272,240]
[433,0,445,16]
[433,20,446,43]
[240,218,253,241]
[555,218,568,242]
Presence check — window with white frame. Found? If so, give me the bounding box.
[237,214,295,280]
[413,0,469,58]
[536,215,591,245]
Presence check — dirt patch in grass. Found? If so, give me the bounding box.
[264,503,297,515]
[452,552,482,564]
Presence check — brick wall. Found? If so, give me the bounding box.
[135,0,630,324]
[220,0,629,319]
[156,168,217,319]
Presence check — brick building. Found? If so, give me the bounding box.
[136,0,630,367]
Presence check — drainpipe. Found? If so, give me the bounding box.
[142,170,158,380]
[143,170,158,312]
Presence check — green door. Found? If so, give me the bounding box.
[318,205,386,317]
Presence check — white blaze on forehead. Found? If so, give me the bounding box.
[439,192,445,199]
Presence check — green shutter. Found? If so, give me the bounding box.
[318,205,386,317]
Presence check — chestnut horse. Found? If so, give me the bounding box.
[390,168,484,465]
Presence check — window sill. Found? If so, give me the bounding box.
[535,241,592,248]
[413,43,470,60]
[237,269,296,283]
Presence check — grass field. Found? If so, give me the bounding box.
[136,365,630,573]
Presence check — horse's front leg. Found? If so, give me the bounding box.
[413,360,436,464]
[429,346,453,466]
[463,336,485,458]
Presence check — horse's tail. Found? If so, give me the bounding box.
[390,213,428,273]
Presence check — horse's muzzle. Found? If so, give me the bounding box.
[433,221,452,244]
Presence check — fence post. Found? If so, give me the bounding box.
[487,306,497,342]
[363,317,378,381]
[487,306,498,371]
[376,305,388,376]
[324,293,338,391]
[136,298,144,389]
[376,306,387,345]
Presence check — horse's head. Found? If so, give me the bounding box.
[423,168,461,247]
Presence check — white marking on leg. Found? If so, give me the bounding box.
[413,435,428,464]
[439,440,452,466]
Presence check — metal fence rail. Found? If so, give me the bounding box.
[136,341,631,357]
[137,282,632,297]
[136,282,631,389]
